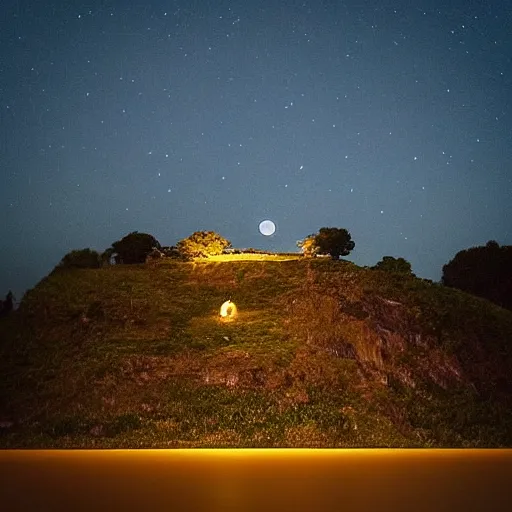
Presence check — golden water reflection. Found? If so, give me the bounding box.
[1,449,512,511]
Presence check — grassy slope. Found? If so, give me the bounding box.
[1,257,511,448]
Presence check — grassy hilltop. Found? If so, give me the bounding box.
[1,255,512,448]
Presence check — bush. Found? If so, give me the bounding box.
[296,235,318,257]
[177,231,231,259]
[373,256,414,275]
[145,248,165,263]
[442,241,512,310]
[110,232,161,264]
[0,291,14,317]
[53,249,101,272]
[298,228,355,260]
[161,246,183,259]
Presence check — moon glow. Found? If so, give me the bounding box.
[259,220,276,236]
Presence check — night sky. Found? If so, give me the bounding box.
[1,0,511,302]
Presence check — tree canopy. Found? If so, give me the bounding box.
[442,241,512,311]
[300,227,355,260]
[296,234,318,257]
[0,291,14,317]
[53,248,101,272]
[177,231,231,259]
[373,256,414,275]
[111,231,161,264]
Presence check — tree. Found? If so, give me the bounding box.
[312,227,355,260]
[442,241,512,311]
[177,231,231,259]
[486,240,500,250]
[111,231,161,264]
[0,291,14,317]
[373,256,414,275]
[53,248,101,272]
[297,234,318,257]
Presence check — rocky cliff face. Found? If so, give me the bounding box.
[284,263,512,445]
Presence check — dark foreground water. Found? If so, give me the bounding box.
[1,449,511,511]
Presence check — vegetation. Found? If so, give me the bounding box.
[0,291,14,317]
[160,246,182,259]
[177,231,231,259]
[100,248,115,266]
[296,234,318,257]
[1,256,511,448]
[373,256,414,275]
[52,248,101,272]
[298,227,355,260]
[442,240,512,311]
[110,231,161,264]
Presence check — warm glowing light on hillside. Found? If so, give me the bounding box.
[220,300,237,321]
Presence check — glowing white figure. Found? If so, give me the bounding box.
[220,300,237,320]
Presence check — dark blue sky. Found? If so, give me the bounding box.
[1,0,511,301]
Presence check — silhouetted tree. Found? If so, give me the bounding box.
[53,248,101,272]
[111,231,161,264]
[177,231,231,259]
[310,227,355,260]
[486,240,500,250]
[374,256,414,275]
[442,241,512,311]
[0,291,14,317]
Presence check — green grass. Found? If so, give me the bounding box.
[1,257,511,448]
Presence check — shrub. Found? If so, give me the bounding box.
[54,248,101,272]
[177,231,231,259]
[110,232,161,264]
[297,235,318,257]
[442,241,512,310]
[298,228,355,260]
[161,246,183,259]
[374,256,414,275]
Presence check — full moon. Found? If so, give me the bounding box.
[259,219,276,236]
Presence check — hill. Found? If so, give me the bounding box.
[1,256,511,448]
